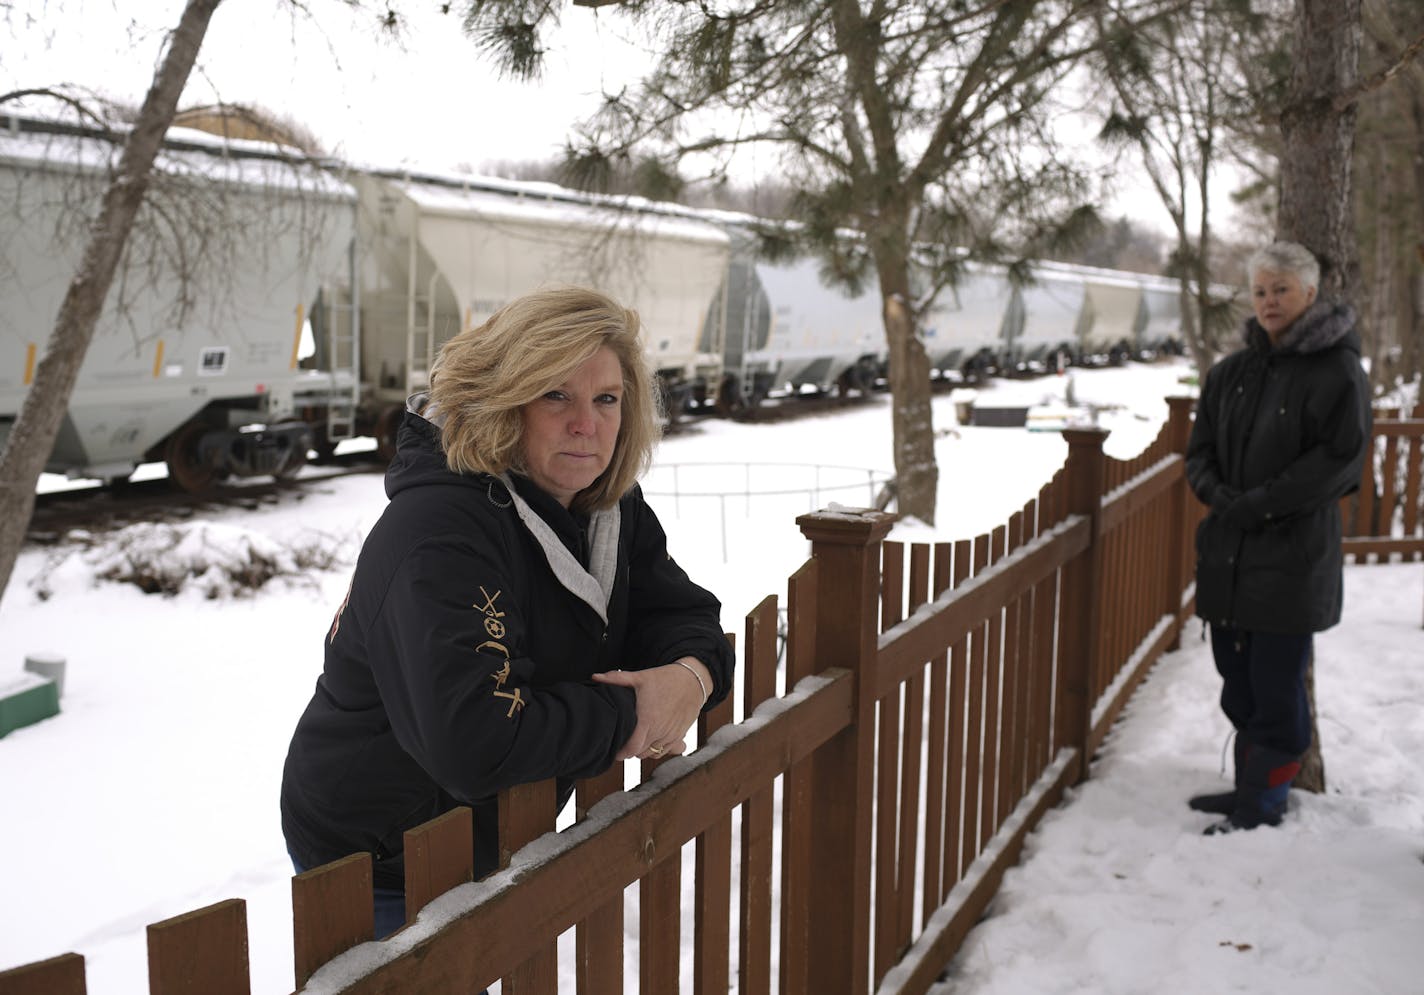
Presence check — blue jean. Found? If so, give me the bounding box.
[1209,624,1314,756]
[287,850,488,993]
[288,850,406,940]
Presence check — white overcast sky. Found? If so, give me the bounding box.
[3,1,657,169]
[1,0,1226,236]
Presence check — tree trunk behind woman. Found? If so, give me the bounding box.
[1277,0,1363,793]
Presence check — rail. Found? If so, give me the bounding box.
[8,399,1420,994]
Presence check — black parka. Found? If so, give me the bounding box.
[1185,300,1371,634]
[281,410,733,888]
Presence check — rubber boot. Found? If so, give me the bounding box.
[1188,734,1246,815]
[1204,743,1300,835]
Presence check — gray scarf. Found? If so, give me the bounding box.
[498,472,620,625]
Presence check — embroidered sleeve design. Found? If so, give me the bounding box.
[327,578,353,645]
[473,585,523,718]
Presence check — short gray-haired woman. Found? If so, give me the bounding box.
[281,286,734,936]
[1185,241,1371,834]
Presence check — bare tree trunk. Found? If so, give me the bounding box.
[1279,0,1363,302]
[1410,82,1424,387]
[1178,229,1214,383]
[884,297,938,524]
[0,0,223,604]
[1277,0,1363,793]
[880,261,939,525]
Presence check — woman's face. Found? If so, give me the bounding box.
[519,345,624,508]
[1251,268,1317,340]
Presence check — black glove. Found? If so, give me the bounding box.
[1218,490,1263,531]
[1210,484,1241,515]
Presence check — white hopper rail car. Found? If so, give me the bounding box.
[1080,269,1151,363]
[706,228,884,411]
[1004,261,1090,369]
[0,117,358,490]
[922,261,1016,377]
[352,170,732,455]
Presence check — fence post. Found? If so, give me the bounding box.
[1163,396,1195,650]
[1057,428,1108,786]
[794,506,896,995]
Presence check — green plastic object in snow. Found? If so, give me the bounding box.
[0,673,60,738]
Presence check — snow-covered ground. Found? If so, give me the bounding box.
[3,359,1422,994]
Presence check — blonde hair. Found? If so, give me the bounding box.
[429,285,662,511]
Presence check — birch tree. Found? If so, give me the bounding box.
[0,0,224,602]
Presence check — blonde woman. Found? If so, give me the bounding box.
[281,286,732,936]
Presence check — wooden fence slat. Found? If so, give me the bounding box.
[576,767,625,995]
[740,595,779,995]
[404,805,474,924]
[962,534,989,874]
[1359,427,1379,536]
[780,563,818,995]
[945,539,971,890]
[147,899,250,995]
[1402,431,1422,552]
[292,852,374,988]
[500,781,559,995]
[1380,434,1400,545]
[921,544,952,918]
[980,526,1006,843]
[873,542,904,985]
[1030,484,1058,778]
[896,544,930,952]
[639,840,681,995]
[0,953,86,995]
[637,725,681,995]
[999,512,1025,821]
[696,635,737,995]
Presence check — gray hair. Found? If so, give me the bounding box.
[1247,241,1320,291]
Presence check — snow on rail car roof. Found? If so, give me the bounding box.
[362,163,730,248]
[0,114,355,201]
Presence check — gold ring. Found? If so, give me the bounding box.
[649,746,665,757]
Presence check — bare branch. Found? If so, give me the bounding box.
[1335,27,1424,109]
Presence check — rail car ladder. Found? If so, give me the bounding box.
[323,268,360,447]
[404,272,439,395]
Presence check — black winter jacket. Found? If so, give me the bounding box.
[281,410,733,888]
[1185,300,1371,634]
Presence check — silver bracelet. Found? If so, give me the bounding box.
[675,659,709,704]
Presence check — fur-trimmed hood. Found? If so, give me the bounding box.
[1243,299,1359,357]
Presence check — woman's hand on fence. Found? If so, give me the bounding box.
[594,658,709,761]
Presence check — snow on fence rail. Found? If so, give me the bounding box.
[5,398,1418,995]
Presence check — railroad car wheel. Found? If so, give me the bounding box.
[716,374,748,417]
[165,422,218,493]
[273,443,308,481]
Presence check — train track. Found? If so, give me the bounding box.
[25,380,961,540]
[27,456,386,544]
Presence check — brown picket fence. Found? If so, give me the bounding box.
[1342,402,1424,562]
[5,395,1418,995]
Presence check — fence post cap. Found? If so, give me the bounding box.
[1061,426,1110,447]
[796,507,897,545]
